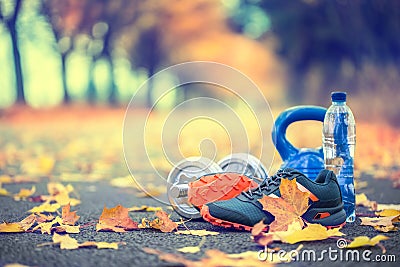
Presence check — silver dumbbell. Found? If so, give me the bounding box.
[167,153,268,219]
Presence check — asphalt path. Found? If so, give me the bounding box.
[0,174,399,267]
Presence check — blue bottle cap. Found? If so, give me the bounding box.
[331,91,347,102]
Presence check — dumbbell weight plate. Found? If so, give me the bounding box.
[167,157,223,219]
[217,153,268,180]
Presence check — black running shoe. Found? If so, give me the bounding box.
[200,168,346,231]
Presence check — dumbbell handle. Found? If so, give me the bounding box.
[169,184,189,198]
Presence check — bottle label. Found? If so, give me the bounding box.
[334,113,350,160]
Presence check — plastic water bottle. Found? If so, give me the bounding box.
[323,92,356,222]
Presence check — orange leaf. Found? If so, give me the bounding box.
[62,204,80,225]
[251,220,267,236]
[154,210,178,233]
[259,178,309,232]
[35,213,55,223]
[96,204,138,232]
[18,214,36,231]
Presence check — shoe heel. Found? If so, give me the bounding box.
[311,209,347,227]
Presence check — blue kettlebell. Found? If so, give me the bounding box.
[272,105,327,180]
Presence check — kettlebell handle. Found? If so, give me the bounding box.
[272,105,327,161]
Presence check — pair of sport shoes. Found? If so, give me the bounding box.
[188,168,347,231]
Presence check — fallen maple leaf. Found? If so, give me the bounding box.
[346,235,389,249]
[18,214,36,231]
[375,209,400,217]
[13,186,36,200]
[0,175,12,184]
[32,216,63,234]
[3,263,31,267]
[276,222,344,244]
[259,178,309,231]
[175,230,219,236]
[252,221,344,246]
[51,233,123,250]
[28,202,61,213]
[0,186,10,196]
[53,224,80,234]
[96,204,138,232]
[35,213,55,223]
[52,233,79,249]
[360,216,398,227]
[0,222,24,233]
[53,191,81,206]
[356,193,377,210]
[377,204,400,210]
[153,210,178,232]
[47,183,74,196]
[360,216,399,232]
[62,203,80,225]
[251,220,267,236]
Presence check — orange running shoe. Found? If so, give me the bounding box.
[188,172,260,208]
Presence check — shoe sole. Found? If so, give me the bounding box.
[188,173,258,207]
[201,205,346,232]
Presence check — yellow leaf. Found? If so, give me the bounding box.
[54,191,81,206]
[175,230,219,236]
[276,222,344,244]
[3,263,31,267]
[346,235,389,248]
[373,225,398,232]
[0,175,12,184]
[13,186,36,200]
[54,224,80,234]
[52,233,79,250]
[0,187,10,196]
[376,209,400,217]
[32,216,62,234]
[94,242,120,249]
[259,178,309,231]
[47,183,74,196]
[0,222,24,233]
[28,202,61,213]
[177,246,201,253]
[377,204,400,210]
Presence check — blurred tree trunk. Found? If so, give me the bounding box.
[87,59,97,104]
[4,0,25,104]
[60,53,70,104]
[103,29,117,106]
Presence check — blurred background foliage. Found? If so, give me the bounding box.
[0,0,399,123]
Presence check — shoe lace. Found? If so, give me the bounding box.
[242,169,295,200]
